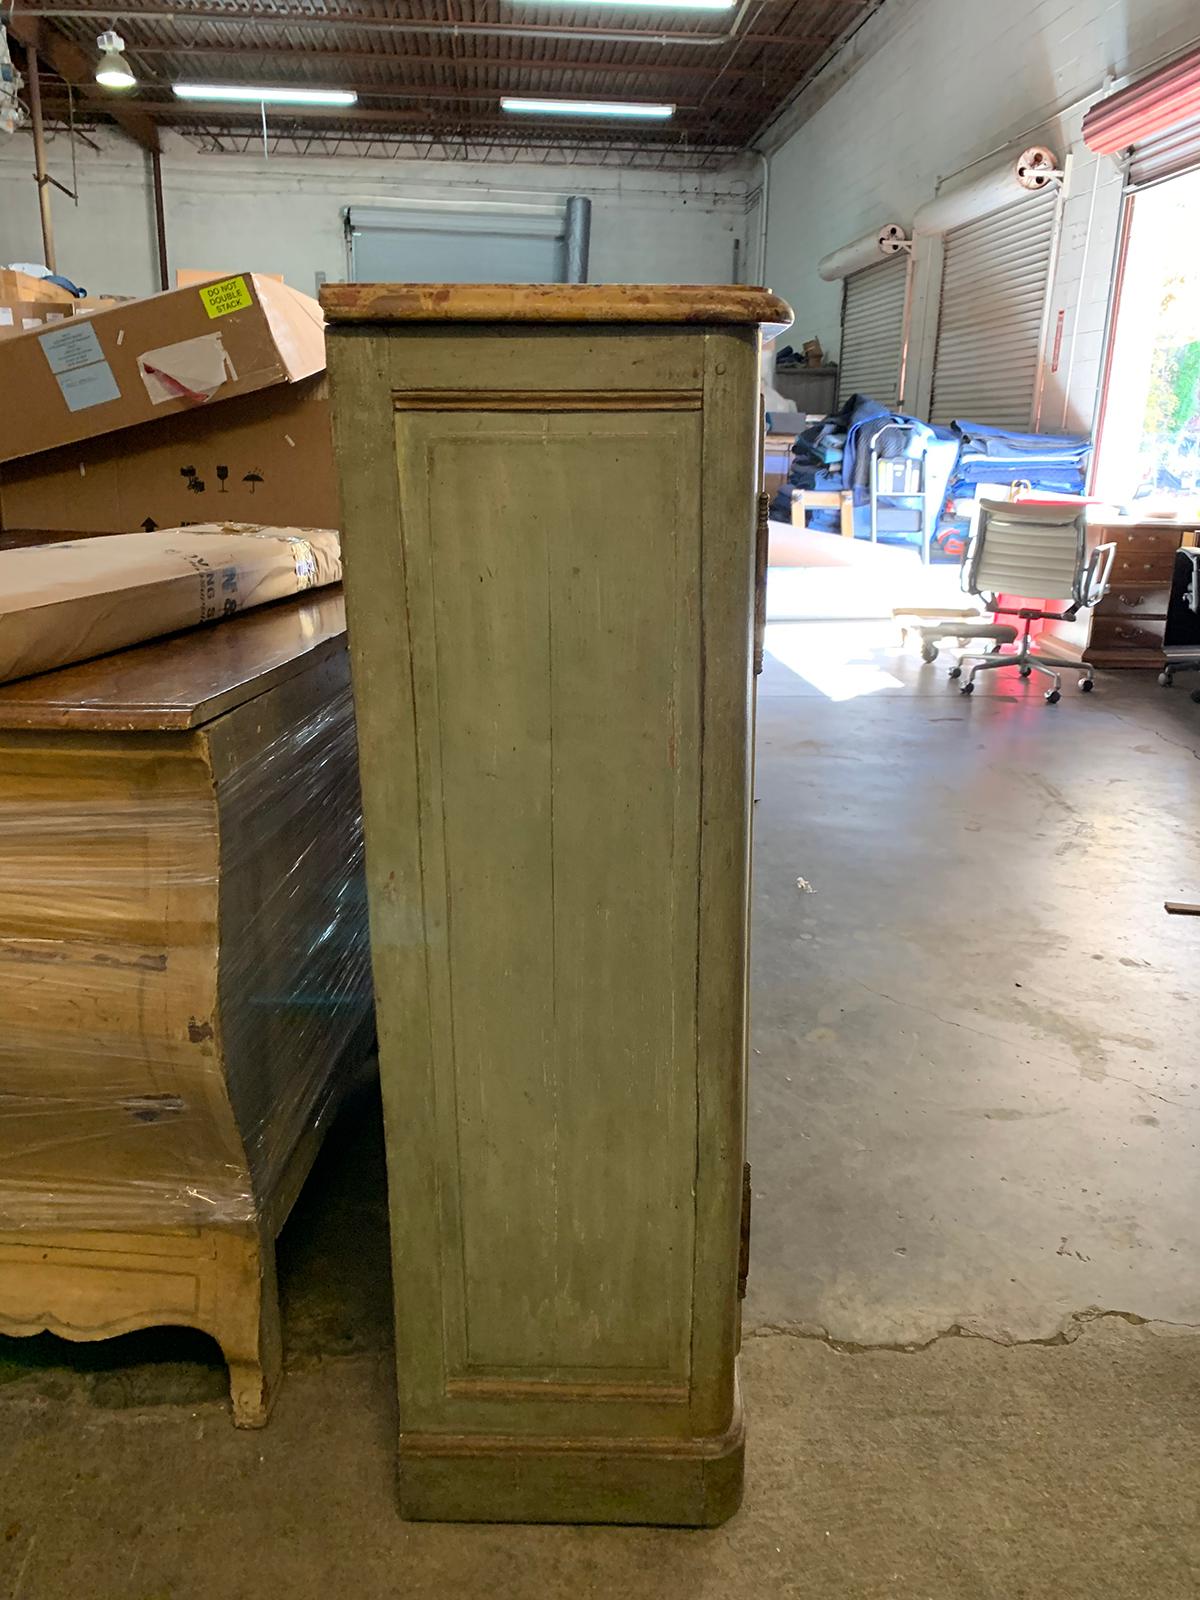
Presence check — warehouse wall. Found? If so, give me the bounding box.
[763,0,1200,433]
[0,130,752,298]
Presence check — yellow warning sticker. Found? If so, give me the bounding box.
[199,275,252,319]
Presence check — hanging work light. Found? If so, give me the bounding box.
[95,31,136,91]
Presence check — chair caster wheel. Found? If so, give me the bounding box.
[948,665,962,680]
[1191,688,1200,704]
[1159,671,1173,687]
[1079,678,1094,692]
[1019,665,1033,678]
[1045,689,1061,704]
[921,643,939,663]
[960,680,975,695]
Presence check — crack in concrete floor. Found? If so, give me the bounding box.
[745,1306,1200,1355]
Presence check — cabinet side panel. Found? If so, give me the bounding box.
[690,328,760,1436]
[325,329,451,1420]
[396,410,701,1391]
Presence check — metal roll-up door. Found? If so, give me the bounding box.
[347,198,589,283]
[836,254,909,408]
[1127,113,1200,188]
[929,188,1060,428]
[1084,46,1200,160]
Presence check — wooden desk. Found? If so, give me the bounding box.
[322,281,791,1525]
[0,592,373,1424]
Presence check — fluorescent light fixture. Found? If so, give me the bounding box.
[95,31,136,91]
[172,83,358,106]
[501,95,674,119]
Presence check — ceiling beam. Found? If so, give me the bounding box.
[17,6,824,51]
[164,124,740,166]
[108,79,704,109]
[7,14,160,150]
[119,40,791,85]
[37,96,726,137]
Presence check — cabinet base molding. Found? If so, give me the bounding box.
[397,1375,745,1526]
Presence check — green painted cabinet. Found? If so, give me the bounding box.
[321,283,791,1526]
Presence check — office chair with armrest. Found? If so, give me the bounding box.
[950,499,1115,704]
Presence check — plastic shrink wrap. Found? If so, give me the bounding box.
[0,612,372,1235]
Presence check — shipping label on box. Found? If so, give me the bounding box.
[39,320,123,413]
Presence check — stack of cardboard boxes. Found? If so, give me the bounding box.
[0,271,339,544]
[0,268,123,340]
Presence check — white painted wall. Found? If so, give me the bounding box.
[762,0,1200,433]
[0,128,753,299]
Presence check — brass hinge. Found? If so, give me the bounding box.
[737,1161,752,1300]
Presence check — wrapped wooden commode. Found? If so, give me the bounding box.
[0,587,373,1424]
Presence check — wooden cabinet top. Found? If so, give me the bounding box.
[319,282,793,328]
[0,590,346,734]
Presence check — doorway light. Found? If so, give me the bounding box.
[95,31,136,91]
[501,95,675,119]
[172,83,358,105]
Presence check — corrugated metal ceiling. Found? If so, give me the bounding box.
[18,0,886,150]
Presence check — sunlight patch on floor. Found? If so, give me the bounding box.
[764,621,907,702]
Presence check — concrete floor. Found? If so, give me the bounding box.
[2,618,1199,1597]
[751,621,1200,1347]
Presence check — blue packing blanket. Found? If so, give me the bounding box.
[949,421,1090,494]
[769,405,1092,539]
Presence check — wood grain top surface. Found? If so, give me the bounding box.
[0,589,347,733]
[319,282,794,328]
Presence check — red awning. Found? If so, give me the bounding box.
[1083,47,1200,155]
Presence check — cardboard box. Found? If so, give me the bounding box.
[0,273,325,465]
[0,523,341,683]
[70,297,126,316]
[0,375,337,536]
[0,301,74,340]
[0,270,75,305]
[0,296,127,341]
[176,269,285,288]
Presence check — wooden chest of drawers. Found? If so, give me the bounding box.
[1078,522,1199,667]
[0,593,373,1425]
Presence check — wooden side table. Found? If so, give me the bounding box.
[322,282,791,1525]
[791,486,858,539]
